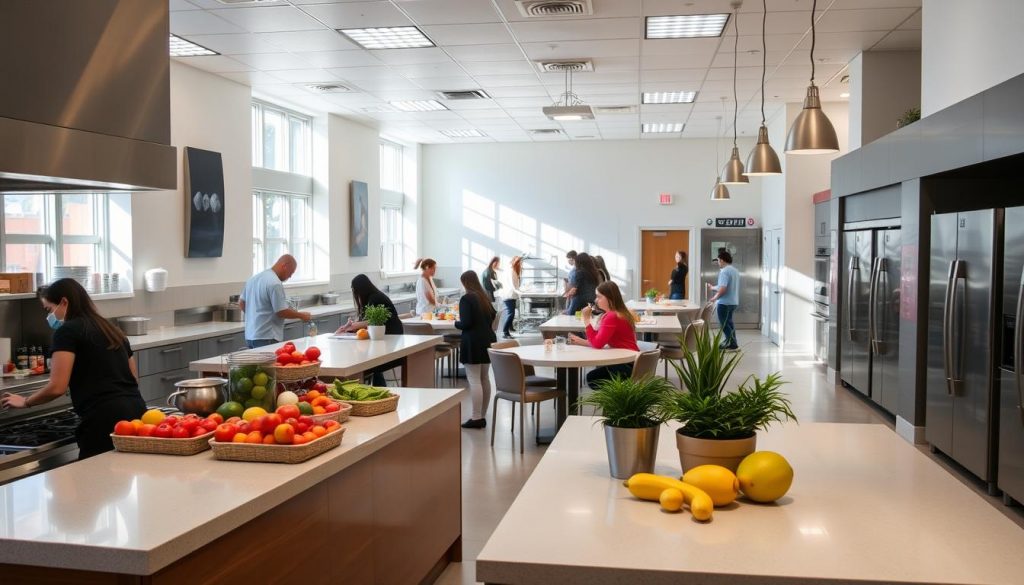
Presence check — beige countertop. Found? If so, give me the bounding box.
[477,419,1024,585]
[0,386,465,575]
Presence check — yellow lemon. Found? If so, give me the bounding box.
[659,488,684,512]
[140,409,166,425]
[736,451,794,503]
[242,406,267,422]
[681,465,740,507]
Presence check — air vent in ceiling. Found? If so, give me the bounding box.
[516,0,593,17]
[535,60,594,73]
[303,83,350,93]
[529,128,562,135]
[593,105,637,115]
[437,89,491,100]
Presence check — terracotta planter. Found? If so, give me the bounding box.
[676,430,756,473]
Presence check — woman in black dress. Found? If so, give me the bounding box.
[668,250,688,300]
[566,252,600,315]
[455,270,497,428]
[338,274,404,386]
[0,279,146,459]
[481,256,501,303]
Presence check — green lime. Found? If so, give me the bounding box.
[251,385,267,400]
[244,398,263,409]
[236,377,253,395]
[297,402,314,415]
[253,372,269,387]
[217,401,244,419]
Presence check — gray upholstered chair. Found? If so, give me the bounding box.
[488,349,565,453]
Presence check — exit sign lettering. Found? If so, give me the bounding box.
[659,193,673,205]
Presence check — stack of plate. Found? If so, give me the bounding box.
[53,266,90,289]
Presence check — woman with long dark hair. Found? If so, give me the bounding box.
[565,252,599,315]
[502,256,522,339]
[0,279,146,459]
[413,257,438,315]
[568,281,639,387]
[455,270,497,429]
[593,255,610,283]
[337,274,404,385]
[668,250,688,300]
[481,256,501,303]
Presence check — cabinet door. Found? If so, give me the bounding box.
[137,342,198,376]
[140,367,193,405]
[313,314,342,334]
[283,321,304,341]
[197,333,246,359]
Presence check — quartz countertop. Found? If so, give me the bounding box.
[0,387,465,575]
[477,418,1024,585]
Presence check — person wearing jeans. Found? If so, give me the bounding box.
[706,250,740,350]
[501,256,522,339]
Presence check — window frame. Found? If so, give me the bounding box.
[252,189,314,281]
[379,139,411,274]
[251,100,312,176]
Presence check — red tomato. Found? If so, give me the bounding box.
[282,342,296,353]
[292,434,309,445]
[180,419,200,433]
[310,425,327,438]
[275,347,289,355]
[137,424,157,437]
[164,415,180,427]
[276,353,292,365]
[207,413,224,424]
[276,404,300,420]
[237,421,252,434]
[200,419,218,432]
[171,426,190,439]
[191,425,209,437]
[291,351,305,362]
[324,402,340,413]
[113,420,136,436]
[153,423,174,438]
[262,434,277,444]
[323,420,341,432]
[295,421,310,434]
[304,346,321,361]
[260,413,283,435]
[183,413,200,420]
[274,423,296,444]
[214,423,236,443]
[297,415,314,426]
[225,416,241,424]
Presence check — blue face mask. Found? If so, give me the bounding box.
[46,312,63,330]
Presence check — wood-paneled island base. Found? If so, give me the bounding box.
[0,388,464,585]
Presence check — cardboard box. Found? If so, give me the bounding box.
[0,273,35,294]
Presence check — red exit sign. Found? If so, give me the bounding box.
[659,193,673,205]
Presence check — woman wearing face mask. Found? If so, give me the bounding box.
[0,279,146,459]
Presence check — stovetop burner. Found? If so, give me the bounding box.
[0,410,80,451]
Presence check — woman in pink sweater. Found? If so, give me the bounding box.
[568,281,639,387]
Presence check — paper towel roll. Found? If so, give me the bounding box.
[0,338,10,365]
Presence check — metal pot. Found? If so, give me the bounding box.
[321,292,340,305]
[117,316,150,336]
[222,303,243,322]
[166,377,228,416]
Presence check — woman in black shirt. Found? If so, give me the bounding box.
[566,253,600,315]
[455,270,497,429]
[668,250,688,300]
[0,279,145,459]
[481,256,501,302]
[337,274,404,385]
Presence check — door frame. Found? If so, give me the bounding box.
[761,228,783,345]
[637,226,697,301]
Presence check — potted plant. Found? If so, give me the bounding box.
[644,288,659,302]
[576,375,674,479]
[665,327,796,473]
[896,106,921,129]
[363,304,391,340]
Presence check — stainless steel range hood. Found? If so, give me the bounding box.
[0,0,176,193]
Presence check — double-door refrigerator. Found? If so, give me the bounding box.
[927,209,1002,494]
[999,206,1024,504]
[840,224,901,414]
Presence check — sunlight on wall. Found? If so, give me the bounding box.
[462,190,496,239]
[590,245,626,282]
[498,204,537,256]
[539,223,584,267]
[462,237,494,273]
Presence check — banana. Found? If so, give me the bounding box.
[623,473,715,521]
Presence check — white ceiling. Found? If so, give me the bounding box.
[169,0,922,144]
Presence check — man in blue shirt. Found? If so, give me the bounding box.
[563,249,577,315]
[239,254,311,348]
[706,250,740,350]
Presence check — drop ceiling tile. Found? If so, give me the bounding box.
[352,78,424,92]
[215,70,283,86]
[327,66,403,81]
[456,109,512,120]
[494,97,554,108]
[540,71,639,85]
[642,52,714,70]
[475,74,543,87]
[296,50,384,68]
[442,99,502,110]
[588,94,638,106]
[370,89,446,101]
[462,61,536,76]
[699,79,763,92]
[795,31,887,51]
[391,62,467,78]
[816,8,919,33]
[169,0,201,11]
[210,6,326,33]
[231,52,316,71]
[871,29,921,50]
[641,37,719,57]
[414,76,480,90]
[170,10,247,35]
[174,55,253,73]
[302,1,412,28]
[446,44,526,63]
[269,68,342,83]
[704,67,765,81]
[252,84,314,98]
[586,56,641,72]
[420,23,513,46]
[257,30,360,52]
[735,11,818,35]
[394,0,502,25]
[640,69,707,82]
[509,18,641,42]
[521,39,640,60]
[184,33,280,55]
[484,86,551,98]
[373,48,454,65]
[496,0,641,21]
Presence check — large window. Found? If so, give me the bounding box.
[251,101,311,175]
[1,193,117,291]
[379,140,406,273]
[252,190,312,280]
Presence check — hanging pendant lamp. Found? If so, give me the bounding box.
[745,0,783,175]
[785,0,839,154]
[710,114,730,200]
[720,4,749,185]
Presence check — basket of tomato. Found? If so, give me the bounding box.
[111,410,221,456]
[273,342,322,382]
[208,409,344,464]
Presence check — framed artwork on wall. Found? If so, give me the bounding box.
[183,146,225,258]
[350,180,369,257]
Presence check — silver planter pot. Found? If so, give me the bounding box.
[604,424,660,479]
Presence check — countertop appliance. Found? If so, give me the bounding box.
[840,221,901,413]
[0,377,78,486]
[117,316,150,336]
[927,208,1001,494]
[999,205,1024,505]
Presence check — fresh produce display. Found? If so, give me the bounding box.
[681,465,740,507]
[113,409,220,438]
[328,378,392,402]
[229,361,276,411]
[623,473,715,521]
[297,389,342,415]
[273,342,321,367]
[210,412,341,446]
[735,451,794,503]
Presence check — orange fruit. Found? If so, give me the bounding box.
[262,434,276,444]
[311,425,327,438]
[232,432,248,443]
[307,390,321,400]
[246,431,263,444]
[356,329,369,340]
[313,406,326,415]
[292,434,309,445]
[130,419,144,430]
[302,431,317,442]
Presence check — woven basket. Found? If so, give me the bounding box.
[311,402,351,424]
[209,427,344,464]
[336,393,400,417]
[111,431,215,456]
[274,361,321,383]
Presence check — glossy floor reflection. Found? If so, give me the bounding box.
[434,330,905,584]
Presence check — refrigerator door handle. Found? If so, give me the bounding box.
[872,257,888,354]
[868,257,882,354]
[942,259,957,395]
[847,256,858,341]
[946,259,967,396]
[1016,270,1024,425]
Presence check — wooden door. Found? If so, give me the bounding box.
[640,229,690,300]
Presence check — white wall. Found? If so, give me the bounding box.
[421,138,760,298]
[850,51,921,148]
[921,0,1024,116]
[327,114,381,279]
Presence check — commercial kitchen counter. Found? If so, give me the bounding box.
[477,418,1024,585]
[0,387,465,583]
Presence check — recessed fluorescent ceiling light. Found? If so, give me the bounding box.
[440,129,486,138]
[339,27,434,49]
[169,34,218,57]
[643,123,685,133]
[840,92,850,98]
[646,14,730,39]
[643,91,697,104]
[389,100,448,112]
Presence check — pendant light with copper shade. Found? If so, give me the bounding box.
[710,114,731,200]
[785,0,840,154]
[745,0,783,175]
[719,3,749,185]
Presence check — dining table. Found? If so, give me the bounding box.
[400,316,458,330]
[539,314,682,341]
[495,344,638,444]
[626,299,703,318]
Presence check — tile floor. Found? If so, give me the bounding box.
[431,329,1023,584]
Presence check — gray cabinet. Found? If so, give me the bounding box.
[197,332,246,358]
[140,367,191,406]
[283,321,304,341]
[312,313,342,334]
[136,342,198,377]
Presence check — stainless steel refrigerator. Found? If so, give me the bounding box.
[927,209,1001,493]
[840,224,901,413]
[998,206,1024,505]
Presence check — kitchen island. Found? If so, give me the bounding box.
[477,418,1024,585]
[0,387,465,584]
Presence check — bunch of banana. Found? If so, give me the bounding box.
[623,473,716,522]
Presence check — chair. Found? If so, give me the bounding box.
[699,302,715,328]
[490,339,557,388]
[666,319,705,386]
[631,348,662,380]
[488,349,566,454]
[402,322,451,385]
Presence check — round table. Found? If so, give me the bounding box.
[401,317,457,331]
[498,344,638,444]
[627,299,703,319]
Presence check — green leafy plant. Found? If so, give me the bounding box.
[644,288,660,298]
[897,106,921,128]
[664,327,796,439]
[363,304,392,327]
[576,375,674,428]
